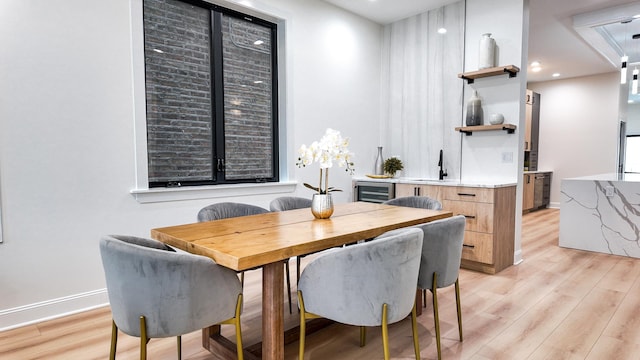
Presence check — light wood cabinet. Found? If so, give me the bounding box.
[386,181,516,274]
[395,183,441,199]
[440,185,516,275]
[523,174,535,211]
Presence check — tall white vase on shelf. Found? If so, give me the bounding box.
[478,33,496,69]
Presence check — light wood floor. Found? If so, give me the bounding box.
[3,208,640,359]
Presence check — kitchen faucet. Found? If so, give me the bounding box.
[438,149,448,180]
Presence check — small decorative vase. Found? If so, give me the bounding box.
[490,113,504,125]
[465,90,483,126]
[374,146,384,175]
[479,33,496,69]
[311,193,334,219]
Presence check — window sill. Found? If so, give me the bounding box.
[131,181,298,204]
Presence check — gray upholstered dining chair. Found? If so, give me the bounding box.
[297,227,424,360]
[384,195,443,307]
[198,202,294,314]
[415,215,466,360]
[269,196,312,212]
[269,196,313,285]
[383,195,443,210]
[99,235,244,360]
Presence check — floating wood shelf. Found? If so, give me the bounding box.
[458,65,520,84]
[455,124,517,135]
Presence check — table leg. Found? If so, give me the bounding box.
[415,289,423,316]
[262,261,284,360]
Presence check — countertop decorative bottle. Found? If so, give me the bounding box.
[374,146,384,175]
[465,90,483,126]
[479,33,496,69]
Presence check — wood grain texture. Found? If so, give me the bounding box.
[151,202,451,271]
[5,209,640,359]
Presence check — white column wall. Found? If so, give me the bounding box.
[462,0,529,264]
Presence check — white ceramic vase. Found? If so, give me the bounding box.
[479,33,496,69]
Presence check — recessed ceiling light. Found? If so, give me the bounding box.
[532,66,542,72]
[530,61,541,67]
[552,73,560,77]
[437,28,447,34]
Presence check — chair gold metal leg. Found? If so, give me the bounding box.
[110,320,118,360]
[381,303,390,360]
[218,294,244,360]
[359,326,366,347]
[455,278,463,342]
[298,290,307,360]
[177,336,182,360]
[139,316,147,360]
[285,261,292,314]
[432,273,441,360]
[234,294,244,360]
[411,301,420,359]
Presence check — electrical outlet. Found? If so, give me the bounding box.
[605,186,615,197]
[501,152,513,163]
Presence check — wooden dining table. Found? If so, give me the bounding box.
[151,201,452,360]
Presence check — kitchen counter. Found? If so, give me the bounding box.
[559,173,640,258]
[523,170,553,174]
[354,176,516,188]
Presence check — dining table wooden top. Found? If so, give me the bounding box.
[151,201,453,272]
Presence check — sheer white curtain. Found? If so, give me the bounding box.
[380,1,464,179]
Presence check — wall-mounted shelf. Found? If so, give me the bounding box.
[455,124,517,135]
[458,65,520,84]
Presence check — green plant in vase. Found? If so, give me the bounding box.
[383,157,403,177]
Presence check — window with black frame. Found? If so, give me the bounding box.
[143,0,278,187]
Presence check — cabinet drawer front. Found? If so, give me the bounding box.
[442,200,493,233]
[441,186,494,203]
[461,231,493,264]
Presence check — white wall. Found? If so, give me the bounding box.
[626,102,640,135]
[462,0,529,264]
[0,0,382,329]
[529,72,620,207]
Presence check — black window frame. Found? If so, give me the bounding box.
[143,0,279,188]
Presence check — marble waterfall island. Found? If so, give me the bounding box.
[560,174,640,258]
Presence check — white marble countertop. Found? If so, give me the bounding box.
[563,173,640,182]
[353,176,517,188]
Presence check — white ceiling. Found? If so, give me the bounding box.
[322,0,640,84]
[322,0,461,24]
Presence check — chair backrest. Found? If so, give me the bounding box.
[383,196,442,210]
[297,228,423,327]
[197,202,269,222]
[413,215,466,289]
[269,196,312,211]
[99,235,241,338]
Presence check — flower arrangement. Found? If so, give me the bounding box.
[296,128,355,194]
[383,157,404,177]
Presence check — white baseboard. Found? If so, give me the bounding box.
[549,202,560,209]
[514,249,523,265]
[0,289,109,331]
